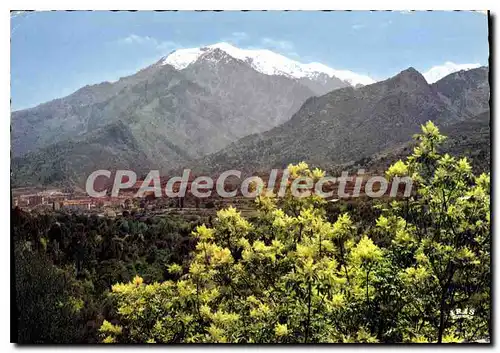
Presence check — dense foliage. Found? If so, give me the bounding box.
[97,122,491,343]
[12,210,203,343]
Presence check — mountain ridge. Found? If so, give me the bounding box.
[161,42,375,86]
[188,66,489,175]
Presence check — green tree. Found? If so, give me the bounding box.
[102,163,380,343]
[15,242,85,343]
[382,121,490,343]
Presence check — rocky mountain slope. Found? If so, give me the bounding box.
[344,109,490,176]
[193,66,489,175]
[12,47,334,187]
[11,121,153,187]
[432,66,490,117]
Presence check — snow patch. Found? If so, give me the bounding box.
[423,62,482,84]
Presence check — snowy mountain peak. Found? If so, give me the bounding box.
[161,42,376,87]
[423,62,482,84]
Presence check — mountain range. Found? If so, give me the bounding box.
[192,66,489,174]
[11,43,490,187]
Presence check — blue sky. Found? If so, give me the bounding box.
[11,11,489,110]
